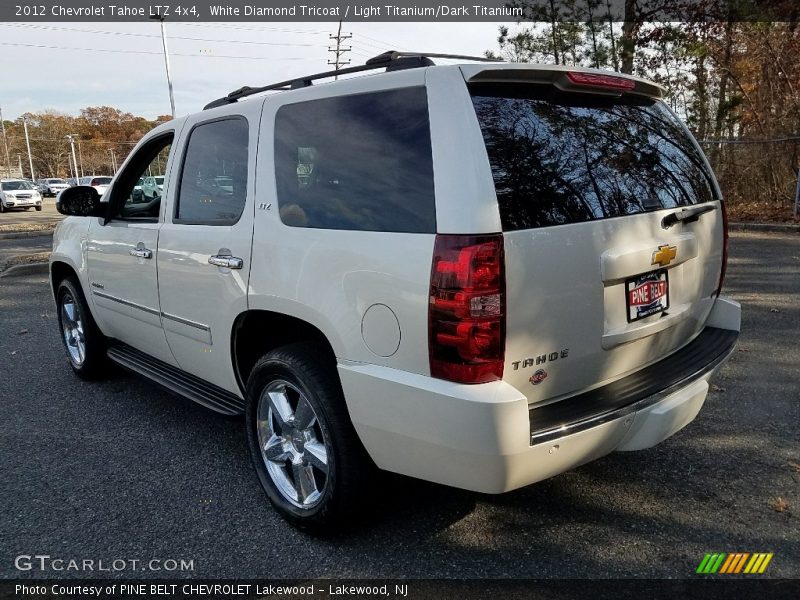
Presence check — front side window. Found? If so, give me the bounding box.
[175,117,249,225]
[108,133,173,221]
[274,87,436,233]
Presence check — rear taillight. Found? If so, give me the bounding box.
[429,234,505,384]
[565,71,636,91]
[716,200,729,296]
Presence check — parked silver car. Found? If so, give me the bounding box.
[37,178,70,197]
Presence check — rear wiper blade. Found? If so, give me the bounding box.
[661,204,718,229]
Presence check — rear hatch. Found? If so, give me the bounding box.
[466,67,725,405]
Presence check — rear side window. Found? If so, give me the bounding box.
[175,117,249,225]
[274,87,436,233]
[471,84,716,231]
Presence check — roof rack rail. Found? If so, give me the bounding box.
[203,51,502,110]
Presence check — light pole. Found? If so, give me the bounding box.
[0,105,11,178]
[151,14,176,118]
[109,148,117,174]
[17,153,22,178]
[66,135,80,184]
[22,117,35,182]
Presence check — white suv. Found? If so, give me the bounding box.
[50,53,740,529]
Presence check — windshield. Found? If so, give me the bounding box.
[155,177,164,185]
[470,84,716,231]
[91,177,112,186]
[48,179,66,184]
[2,181,35,191]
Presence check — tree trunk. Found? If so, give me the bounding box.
[620,0,638,74]
[549,0,561,64]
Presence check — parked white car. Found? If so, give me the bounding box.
[141,175,164,200]
[49,53,741,530]
[78,176,112,197]
[1,179,43,212]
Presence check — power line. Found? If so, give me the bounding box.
[0,41,313,61]
[354,31,412,52]
[176,22,329,35]
[0,23,321,47]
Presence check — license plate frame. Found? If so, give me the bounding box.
[626,269,669,322]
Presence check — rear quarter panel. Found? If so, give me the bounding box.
[248,69,437,375]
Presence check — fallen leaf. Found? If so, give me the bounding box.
[738,346,750,352]
[711,384,727,392]
[771,497,790,512]
[15,329,28,335]
[770,308,781,313]
[9,351,17,356]
[788,461,800,474]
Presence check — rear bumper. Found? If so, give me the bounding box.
[340,297,740,494]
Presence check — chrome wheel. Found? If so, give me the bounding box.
[256,379,329,509]
[60,292,86,367]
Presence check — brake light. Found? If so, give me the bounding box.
[716,200,729,296]
[429,234,505,384]
[565,71,636,91]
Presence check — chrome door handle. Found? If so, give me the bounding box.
[129,247,153,259]
[208,255,243,269]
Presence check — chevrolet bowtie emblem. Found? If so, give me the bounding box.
[652,244,678,267]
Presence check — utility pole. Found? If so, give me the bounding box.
[17,154,22,178]
[77,140,84,178]
[66,135,80,184]
[22,117,35,182]
[109,148,117,174]
[328,20,352,80]
[151,14,176,118]
[0,105,11,178]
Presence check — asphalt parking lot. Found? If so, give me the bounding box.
[0,231,797,579]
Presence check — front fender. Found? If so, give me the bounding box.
[49,217,91,301]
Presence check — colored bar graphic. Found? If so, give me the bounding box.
[719,554,736,573]
[758,553,773,573]
[698,552,774,574]
[744,554,760,573]
[734,553,750,573]
[720,553,738,573]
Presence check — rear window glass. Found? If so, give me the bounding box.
[274,87,436,233]
[470,84,716,231]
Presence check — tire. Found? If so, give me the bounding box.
[0,203,5,213]
[56,276,108,379]
[35,206,42,211]
[245,342,373,531]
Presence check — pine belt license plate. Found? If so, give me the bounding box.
[626,269,669,322]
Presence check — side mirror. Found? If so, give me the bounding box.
[56,186,105,217]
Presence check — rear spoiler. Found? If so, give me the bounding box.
[461,64,665,99]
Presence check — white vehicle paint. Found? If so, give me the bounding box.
[50,57,740,527]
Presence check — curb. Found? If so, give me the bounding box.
[0,262,49,278]
[729,222,800,233]
[0,229,56,240]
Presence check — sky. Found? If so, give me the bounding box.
[0,21,519,120]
